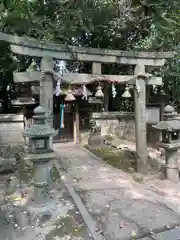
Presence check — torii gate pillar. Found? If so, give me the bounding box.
[134,64,148,174]
[40,56,54,148]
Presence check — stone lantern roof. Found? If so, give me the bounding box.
[164,105,175,113]
[153,105,180,132]
[23,106,55,138]
[164,105,177,118]
[33,105,46,114]
[153,121,180,131]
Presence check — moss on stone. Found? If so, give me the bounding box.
[86,145,137,172]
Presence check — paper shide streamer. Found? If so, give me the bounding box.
[112,83,117,98]
[55,79,61,96]
[82,84,88,100]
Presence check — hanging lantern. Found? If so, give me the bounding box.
[112,83,117,98]
[95,84,104,98]
[65,88,75,101]
[122,85,131,98]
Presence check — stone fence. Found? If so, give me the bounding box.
[92,112,135,141]
[0,114,24,144]
[92,112,160,145]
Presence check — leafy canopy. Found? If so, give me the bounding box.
[0,0,179,111]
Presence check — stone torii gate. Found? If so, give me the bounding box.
[0,32,174,174]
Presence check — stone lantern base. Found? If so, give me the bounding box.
[165,148,179,183]
[157,142,180,183]
[21,152,56,206]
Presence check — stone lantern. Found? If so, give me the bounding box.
[22,106,55,206]
[153,105,180,183]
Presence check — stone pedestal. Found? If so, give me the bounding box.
[165,149,179,183]
[24,152,55,206]
[88,135,104,148]
[33,161,49,206]
[14,207,29,231]
[88,119,104,148]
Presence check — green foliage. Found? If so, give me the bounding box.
[0,0,180,111]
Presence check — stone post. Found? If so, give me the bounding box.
[73,103,80,144]
[40,56,54,148]
[134,64,148,174]
[32,158,50,206]
[92,62,104,112]
[165,150,179,183]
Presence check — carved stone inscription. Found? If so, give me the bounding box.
[35,139,45,149]
[137,78,146,136]
[139,102,146,133]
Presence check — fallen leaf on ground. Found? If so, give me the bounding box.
[119,222,128,228]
